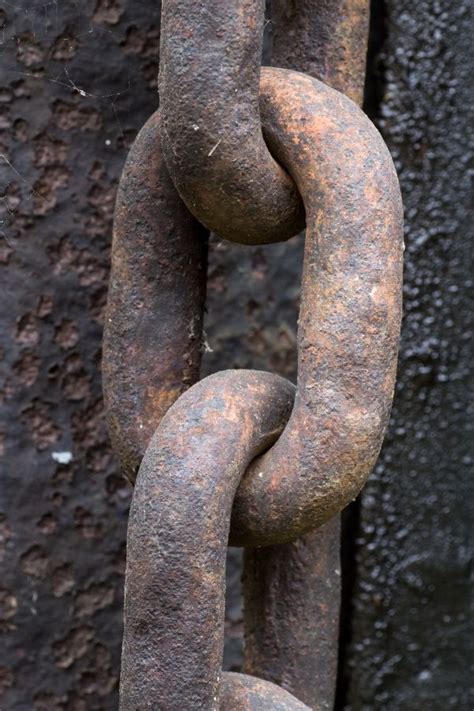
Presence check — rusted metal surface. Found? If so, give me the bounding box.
[243,520,340,708]
[2,0,469,708]
[220,673,310,710]
[241,6,370,704]
[157,0,402,547]
[229,68,403,546]
[159,0,305,244]
[120,371,296,709]
[271,0,369,106]
[103,112,208,482]
[114,67,402,708]
[108,1,402,708]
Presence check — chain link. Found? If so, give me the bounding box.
[103,1,403,708]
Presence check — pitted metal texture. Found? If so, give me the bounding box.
[103,1,403,708]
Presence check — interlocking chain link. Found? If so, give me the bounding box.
[243,5,371,704]
[103,1,403,708]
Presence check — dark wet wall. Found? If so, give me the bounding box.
[0,1,472,709]
[345,1,473,709]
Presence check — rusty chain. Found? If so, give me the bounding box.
[103,1,403,709]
